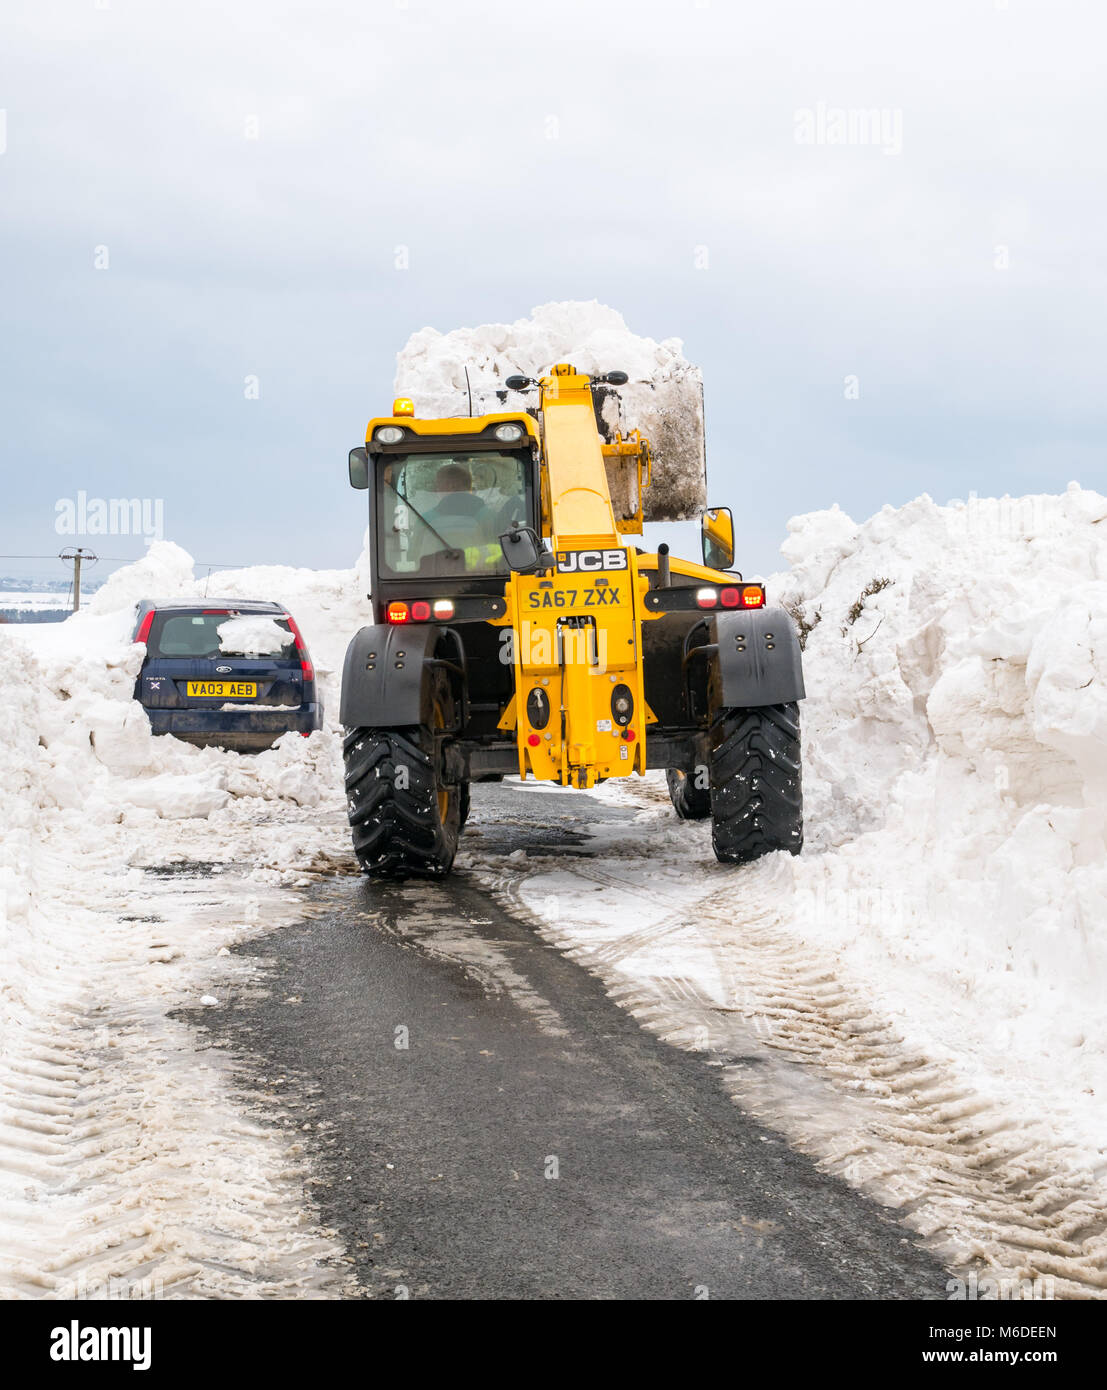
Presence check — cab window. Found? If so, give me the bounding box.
[376,451,532,578]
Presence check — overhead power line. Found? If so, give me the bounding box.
[0,553,254,567]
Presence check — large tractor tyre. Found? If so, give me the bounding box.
[666,768,711,820]
[343,676,462,880]
[709,702,803,865]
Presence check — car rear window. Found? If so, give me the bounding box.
[147,611,292,658]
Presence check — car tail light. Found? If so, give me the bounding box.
[387,602,409,624]
[695,588,718,609]
[741,585,765,608]
[134,610,155,644]
[284,614,315,682]
[433,599,455,619]
[411,600,431,621]
[720,587,741,608]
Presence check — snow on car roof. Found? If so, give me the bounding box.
[138,598,286,612]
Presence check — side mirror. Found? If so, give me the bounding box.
[500,525,549,574]
[348,446,369,490]
[701,506,735,571]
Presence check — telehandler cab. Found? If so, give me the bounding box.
[341,363,805,878]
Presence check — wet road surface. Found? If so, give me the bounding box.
[197,785,950,1300]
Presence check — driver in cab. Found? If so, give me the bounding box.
[428,463,485,519]
[427,463,502,570]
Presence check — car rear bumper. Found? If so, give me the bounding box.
[145,703,323,749]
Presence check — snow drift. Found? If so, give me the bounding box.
[394,301,708,521]
[773,483,1107,1145]
[0,554,357,1297]
[0,535,362,994]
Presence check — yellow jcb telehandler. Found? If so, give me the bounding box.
[342,363,804,877]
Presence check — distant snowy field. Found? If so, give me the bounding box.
[0,591,81,619]
[0,592,73,610]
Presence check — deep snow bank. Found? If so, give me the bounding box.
[0,539,356,977]
[394,301,707,521]
[0,640,44,944]
[0,611,351,1296]
[0,542,360,1296]
[774,484,1107,1114]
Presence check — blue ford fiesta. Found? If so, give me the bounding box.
[131,598,323,751]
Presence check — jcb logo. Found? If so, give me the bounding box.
[555,549,627,573]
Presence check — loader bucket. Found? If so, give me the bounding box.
[393,302,708,524]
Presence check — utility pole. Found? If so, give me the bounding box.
[59,547,97,613]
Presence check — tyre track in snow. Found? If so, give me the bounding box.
[0,834,352,1300]
[469,785,1107,1299]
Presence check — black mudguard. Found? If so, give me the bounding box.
[340,624,443,729]
[710,606,805,708]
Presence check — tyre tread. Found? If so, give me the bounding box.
[710,702,803,864]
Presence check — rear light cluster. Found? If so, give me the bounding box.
[284,614,315,683]
[134,610,155,644]
[696,585,765,610]
[386,600,456,624]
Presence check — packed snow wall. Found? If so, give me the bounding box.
[774,484,1107,1053]
[393,301,708,522]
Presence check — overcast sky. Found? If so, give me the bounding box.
[2,0,1104,584]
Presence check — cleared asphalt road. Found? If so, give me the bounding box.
[199,786,950,1300]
